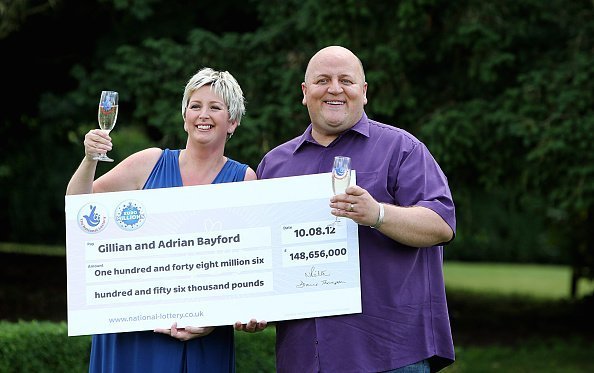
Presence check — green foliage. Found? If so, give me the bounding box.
[108,0,159,19]
[446,337,594,373]
[0,320,274,373]
[3,287,594,372]
[418,0,594,265]
[235,328,276,372]
[445,190,563,264]
[0,321,90,372]
[1,0,593,271]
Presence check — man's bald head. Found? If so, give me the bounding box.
[304,46,365,83]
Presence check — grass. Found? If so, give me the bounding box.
[443,336,594,373]
[444,261,594,300]
[441,261,594,372]
[3,246,594,372]
[235,262,594,372]
[0,242,65,256]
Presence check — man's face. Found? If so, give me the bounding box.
[302,47,367,145]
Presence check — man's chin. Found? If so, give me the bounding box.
[316,123,351,137]
[325,119,352,131]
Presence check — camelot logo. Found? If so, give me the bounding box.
[114,200,146,231]
[77,203,108,234]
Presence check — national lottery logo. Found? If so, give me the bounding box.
[77,203,108,234]
[114,200,146,231]
[334,166,349,179]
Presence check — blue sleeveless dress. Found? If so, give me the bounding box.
[89,149,249,373]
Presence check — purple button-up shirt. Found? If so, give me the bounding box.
[257,113,456,373]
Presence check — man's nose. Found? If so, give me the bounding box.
[328,79,343,94]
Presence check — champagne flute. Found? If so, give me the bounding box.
[331,156,351,226]
[93,90,119,162]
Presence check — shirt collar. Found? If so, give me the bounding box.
[293,112,370,154]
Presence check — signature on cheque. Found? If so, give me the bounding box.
[296,266,347,288]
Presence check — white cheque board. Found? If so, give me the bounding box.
[65,172,361,336]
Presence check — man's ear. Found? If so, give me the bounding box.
[301,82,307,106]
[363,82,368,105]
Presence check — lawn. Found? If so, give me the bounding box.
[440,261,594,372]
[444,261,594,300]
[2,246,594,372]
[235,262,594,372]
[442,336,594,373]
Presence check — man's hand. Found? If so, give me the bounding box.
[234,319,267,333]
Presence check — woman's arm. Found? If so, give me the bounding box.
[66,129,162,195]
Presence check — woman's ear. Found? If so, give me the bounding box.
[182,112,189,132]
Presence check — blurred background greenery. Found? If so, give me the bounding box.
[1,0,592,275]
[1,0,593,371]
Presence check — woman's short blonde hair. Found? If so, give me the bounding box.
[181,67,245,125]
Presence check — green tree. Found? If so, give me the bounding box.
[420,1,594,271]
[1,0,592,287]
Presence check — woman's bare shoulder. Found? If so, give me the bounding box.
[127,147,164,164]
[94,147,164,192]
[244,167,258,181]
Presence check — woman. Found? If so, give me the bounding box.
[67,67,265,372]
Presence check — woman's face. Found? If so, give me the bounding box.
[184,85,237,146]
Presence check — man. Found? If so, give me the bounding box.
[256,46,456,372]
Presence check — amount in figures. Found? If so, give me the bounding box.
[288,247,347,262]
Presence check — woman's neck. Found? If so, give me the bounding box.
[178,147,227,186]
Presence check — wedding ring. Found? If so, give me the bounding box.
[349,203,354,212]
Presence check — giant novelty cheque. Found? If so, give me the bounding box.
[65,172,361,336]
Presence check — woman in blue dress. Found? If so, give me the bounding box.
[67,67,267,372]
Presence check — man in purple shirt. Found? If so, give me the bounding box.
[256,46,456,372]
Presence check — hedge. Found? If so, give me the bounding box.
[0,321,275,372]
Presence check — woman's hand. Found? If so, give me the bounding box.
[83,129,112,160]
[154,322,215,341]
